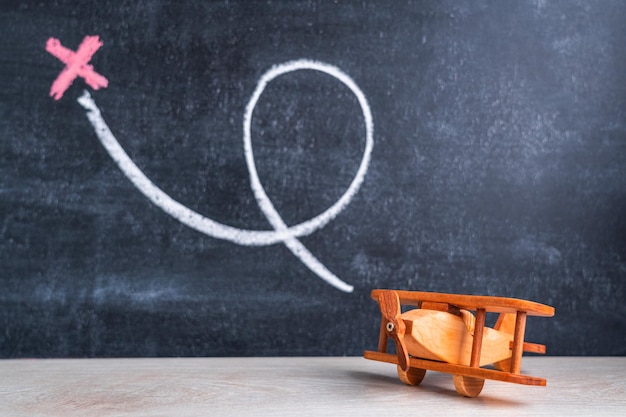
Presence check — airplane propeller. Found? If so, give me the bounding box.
[378,290,410,372]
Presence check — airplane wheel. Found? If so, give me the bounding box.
[452,375,484,397]
[397,366,426,386]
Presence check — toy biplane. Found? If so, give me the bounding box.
[364,289,554,397]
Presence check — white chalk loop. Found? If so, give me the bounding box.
[77,59,374,293]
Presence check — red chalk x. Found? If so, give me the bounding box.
[46,35,109,100]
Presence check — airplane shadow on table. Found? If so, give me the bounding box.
[345,369,527,406]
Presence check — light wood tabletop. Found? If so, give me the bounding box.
[1,357,624,416]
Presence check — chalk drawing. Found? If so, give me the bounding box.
[46,36,109,100]
[65,55,372,292]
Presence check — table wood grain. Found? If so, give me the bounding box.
[1,357,624,416]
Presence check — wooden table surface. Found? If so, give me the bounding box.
[1,357,624,416]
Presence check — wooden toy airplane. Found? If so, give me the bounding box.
[363,289,555,397]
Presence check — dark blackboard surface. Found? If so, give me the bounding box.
[1,0,624,357]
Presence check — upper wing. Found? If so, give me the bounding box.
[371,289,555,317]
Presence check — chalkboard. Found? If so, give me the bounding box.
[1,0,624,358]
